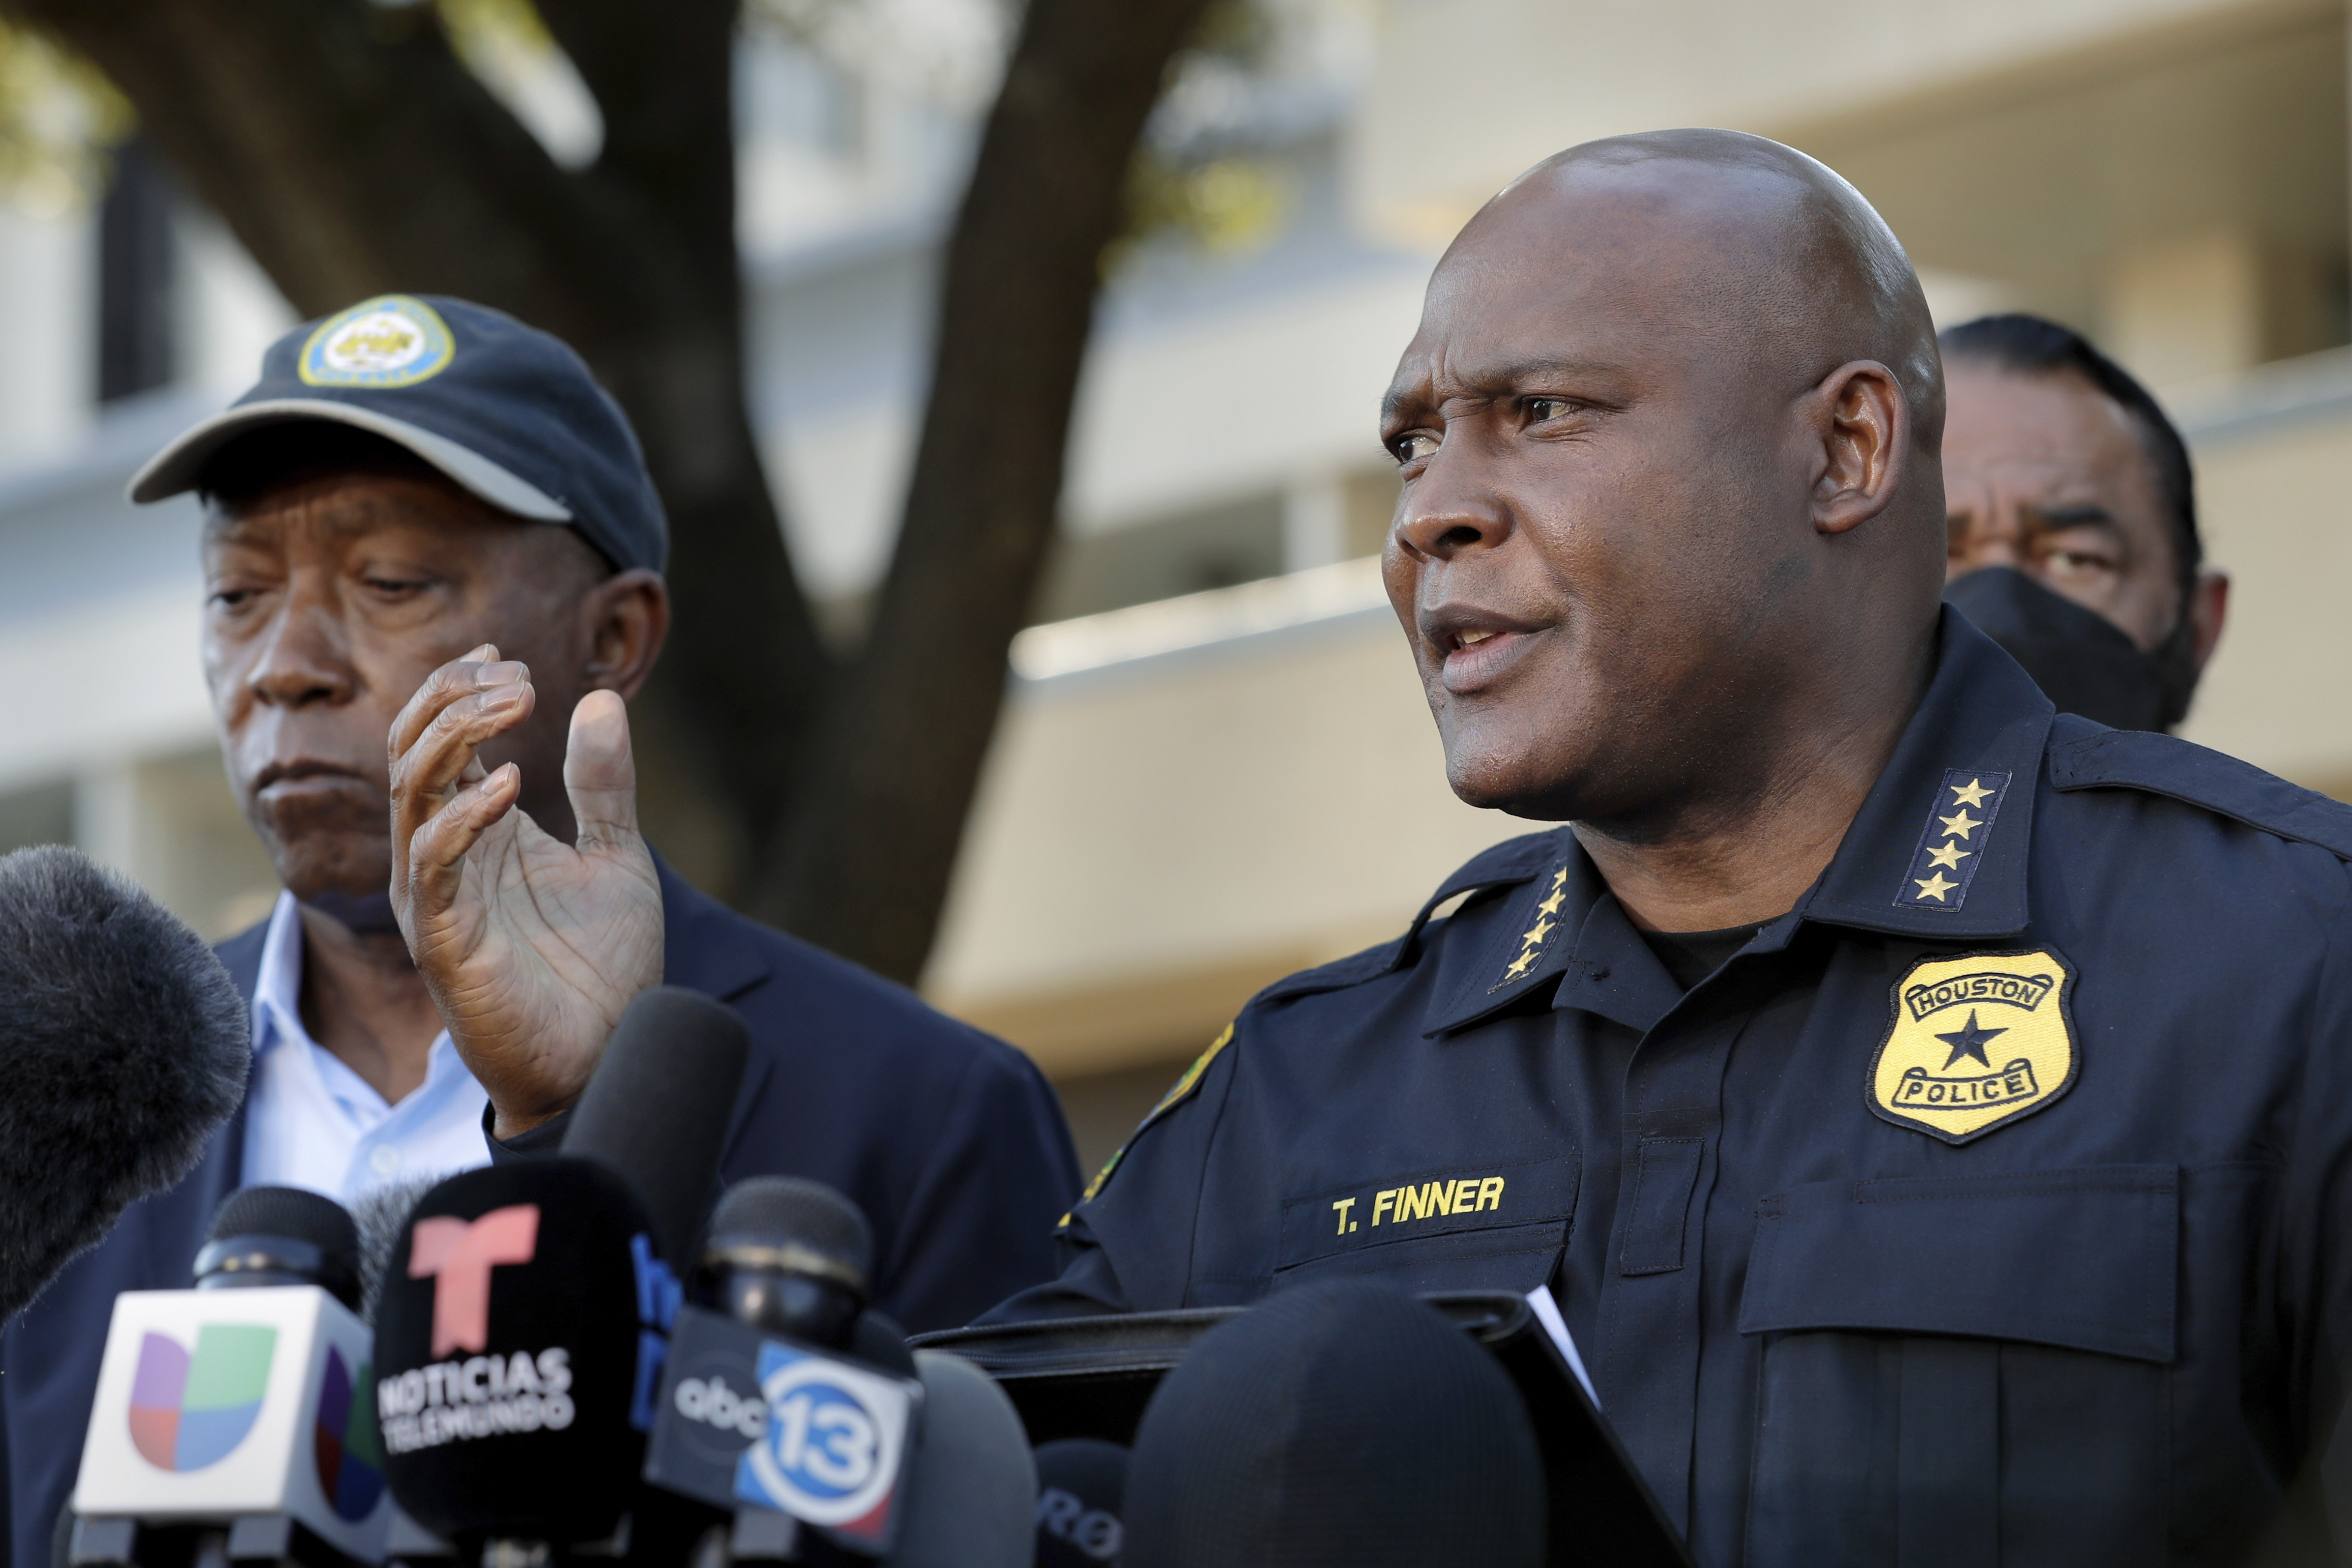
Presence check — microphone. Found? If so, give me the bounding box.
[656,1334,1040,1568]
[883,1350,1034,1568]
[1119,1280,1546,1568]
[645,1177,915,1558]
[66,1187,393,1567]
[703,1177,874,1348]
[1032,1439,1127,1568]
[564,986,752,1273]
[371,988,751,1559]
[350,1176,438,1327]
[0,845,247,1321]
[196,1186,363,1307]
[644,1175,1043,1567]
[370,1158,665,1555]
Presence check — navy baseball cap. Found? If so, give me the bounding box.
[130,293,668,574]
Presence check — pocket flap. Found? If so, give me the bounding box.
[1738,1165,2178,1363]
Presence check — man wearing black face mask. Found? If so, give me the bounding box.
[1941,313,2229,731]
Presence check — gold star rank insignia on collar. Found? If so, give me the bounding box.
[1490,863,1571,993]
[1895,769,2012,910]
[1869,947,2078,1142]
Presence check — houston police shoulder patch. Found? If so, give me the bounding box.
[1060,1021,1236,1226]
[299,294,455,389]
[1869,946,2077,1144]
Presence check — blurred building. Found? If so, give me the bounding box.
[0,0,2348,1166]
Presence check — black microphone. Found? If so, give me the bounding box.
[565,986,752,1272]
[703,1177,874,1348]
[371,988,752,1560]
[196,1185,363,1308]
[372,1158,666,1555]
[1033,1439,1127,1568]
[66,1188,390,1568]
[644,1176,1037,1567]
[1119,1280,1546,1568]
[0,845,247,1321]
[646,1177,901,1559]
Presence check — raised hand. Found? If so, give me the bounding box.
[387,645,664,1136]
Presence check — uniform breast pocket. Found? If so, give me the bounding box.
[1737,1165,2177,1568]
[1271,1156,1578,1295]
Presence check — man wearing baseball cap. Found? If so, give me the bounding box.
[0,295,1080,1563]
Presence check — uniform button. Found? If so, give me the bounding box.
[369,1145,403,1177]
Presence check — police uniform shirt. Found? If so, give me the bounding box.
[984,610,2352,1567]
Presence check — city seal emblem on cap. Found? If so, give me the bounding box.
[298,294,456,390]
[1868,946,2077,1144]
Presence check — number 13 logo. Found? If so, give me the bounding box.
[738,1348,913,1528]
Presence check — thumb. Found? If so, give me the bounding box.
[564,690,640,851]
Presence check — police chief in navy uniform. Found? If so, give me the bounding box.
[1,296,1077,1568]
[973,134,2352,1563]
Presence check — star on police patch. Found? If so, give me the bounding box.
[298,294,456,389]
[1869,947,2078,1144]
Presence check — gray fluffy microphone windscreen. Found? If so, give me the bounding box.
[350,1175,440,1323]
[1122,1280,1546,1568]
[0,846,248,1319]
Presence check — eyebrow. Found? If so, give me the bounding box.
[1381,356,1626,425]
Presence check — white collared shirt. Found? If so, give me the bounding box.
[240,892,493,1204]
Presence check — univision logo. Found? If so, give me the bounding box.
[129,1325,277,1471]
[315,1347,386,1521]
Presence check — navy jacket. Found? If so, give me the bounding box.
[5,861,1078,1567]
[990,611,2352,1566]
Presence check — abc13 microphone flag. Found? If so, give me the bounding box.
[649,1305,922,1555]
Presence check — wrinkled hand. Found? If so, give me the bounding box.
[388,645,663,1137]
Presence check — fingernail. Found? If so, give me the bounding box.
[480,683,525,713]
[473,661,527,689]
[465,643,496,662]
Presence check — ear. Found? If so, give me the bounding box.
[1808,360,1910,537]
[2186,567,2229,676]
[579,568,670,701]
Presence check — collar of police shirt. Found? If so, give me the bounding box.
[240,890,492,1204]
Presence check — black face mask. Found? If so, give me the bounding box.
[1944,566,2198,733]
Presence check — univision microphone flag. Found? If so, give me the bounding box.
[74,1286,392,1563]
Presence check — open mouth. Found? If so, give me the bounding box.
[1437,624,1538,693]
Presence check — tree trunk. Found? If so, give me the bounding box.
[764,0,1218,980]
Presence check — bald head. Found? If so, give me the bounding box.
[1454,129,1943,452]
[1379,128,1947,843]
